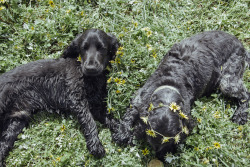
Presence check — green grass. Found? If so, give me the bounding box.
[1,0,249,166]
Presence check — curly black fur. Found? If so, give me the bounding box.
[112,31,249,159]
[0,29,120,165]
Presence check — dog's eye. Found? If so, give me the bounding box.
[82,43,89,50]
[96,43,105,50]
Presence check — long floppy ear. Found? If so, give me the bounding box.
[61,34,82,58]
[107,33,121,60]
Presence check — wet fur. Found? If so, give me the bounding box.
[0,29,120,165]
[112,31,249,159]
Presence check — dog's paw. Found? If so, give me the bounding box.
[112,123,133,145]
[232,112,248,125]
[89,142,106,158]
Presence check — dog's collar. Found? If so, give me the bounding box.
[153,85,181,95]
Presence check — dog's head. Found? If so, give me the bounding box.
[62,29,120,76]
[138,86,189,159]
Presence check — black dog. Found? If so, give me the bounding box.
[0,29,120,165]
[112,31,249,159]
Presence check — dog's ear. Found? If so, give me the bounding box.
[107,33,121,60]
[61,34,82,58]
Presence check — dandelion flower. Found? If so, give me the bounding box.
[131,59,135,63]
[107,77,112,83]
[61,125,65,132]
[197,118,202,123]
[77,55,82,62]
[134,22,138,27]
[213,111,221,119]
[66,9,71,14]
[174,134,180,144]
[116,90,121,94]
[146,129,156,138]
[162,137,170,144]
[0,6,5,10]
[140,117,148,124]
[108,107,114,113]
[115,57,121,64]
[182,126,189,135]
[179,110,189,120]
[151,53,157,59]
[119,79,126,84]
[118,46,124,51]
[213,142,221,149]
[146,30,152,37]
[148,103,154,111]
[142,148,150,156]
[146,44,153,51]
[48,0,55,7]
[194,147,199,151]
[169,102,180,112]
[114,78,120,83]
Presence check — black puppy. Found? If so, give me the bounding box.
[112,31,249,159]
[0,29,120,165]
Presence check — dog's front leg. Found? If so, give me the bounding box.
[112,107,139,145]
[75,101,105,158]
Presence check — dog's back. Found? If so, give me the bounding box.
[0,58,79,120]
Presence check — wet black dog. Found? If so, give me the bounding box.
[112,31,249,159]
[0,29,120,165]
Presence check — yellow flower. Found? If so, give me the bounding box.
[119,79,126,84]
[148,103,154,112]
[197,118,202,123]
[146,30,152,37]
[107,77,112,83]
[61,125,65,132]
[114,77,120,83]
[0,6,5,10]
[80,11,84,16]
[48,0,55,7]
[202,106,207,111]
[131,59,135,63]
[134,22,138,27]
[115,57,121,64]
[179,110,189,120]
[213,142,221,149]
[146,129,156,138]
[116,50,124,56]
[203,158,209,164]
[108,107,114,113]
[169,102,180,112]
[66,9,71,14]
[77,55,81,62]
[146,44,153,51]
[151,53,157,59]
[0,0,6,3]
[142,148,150,156]
[116,90,121,94]
[118,46,124,51]
[140,117,148,124]
[205,146,213,151]
[182,126,189,135]
[213,111,221,119]
[56,157,61,161]
[162,137,170,144]
[194,147,199,151]
[174,134,180,144]
[238,125,243,131]
[110,60,115,64]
